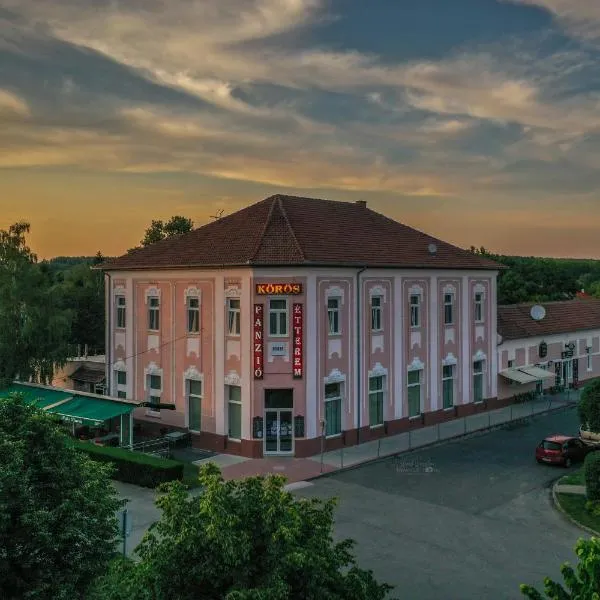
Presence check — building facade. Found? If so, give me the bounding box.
[497,299,600,398]
[100,195,502,458]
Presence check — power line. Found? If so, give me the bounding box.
[113,328,205,363]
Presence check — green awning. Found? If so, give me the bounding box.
[46,395,135,426]
[0,384,73,409]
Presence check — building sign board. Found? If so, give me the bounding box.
[253,304,264,379]
[292,303,303,378]
[256,283,302,295]
[269,342,287,356]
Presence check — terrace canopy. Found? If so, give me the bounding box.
[499,369,539,384]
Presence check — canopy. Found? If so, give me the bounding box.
[519,366,554,380]
[499,369,539,384]
[46,395,134,426]
[0,384,73,409]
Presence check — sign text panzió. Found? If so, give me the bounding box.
[255,283,302,295]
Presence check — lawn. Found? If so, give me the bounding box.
[556,493,600,534]
[560,468,585,486]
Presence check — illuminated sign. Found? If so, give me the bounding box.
[292,303,303,378]
[256,283,302,295]
[253,304,264,379]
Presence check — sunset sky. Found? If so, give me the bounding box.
[1,0,600,259]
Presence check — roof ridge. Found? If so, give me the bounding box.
[249,196,278,262]
[277,196,306,261]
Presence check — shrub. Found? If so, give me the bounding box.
[584,451,600,502]
[578,379,600,432]
[70,440,184,488]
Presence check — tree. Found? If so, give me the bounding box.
[91,463,395,600]
[140,216,194,247]
[520,537,600,599]
[578,379,600,433]
[0,393,123,600]
[0,222,73,386]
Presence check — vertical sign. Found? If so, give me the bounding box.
[254,304,264,379]
[293,303,303,378]
[554,361,561,387]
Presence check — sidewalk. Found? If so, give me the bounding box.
[555,484,586,495]
[197,393,576,483]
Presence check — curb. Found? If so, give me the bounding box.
[306,402,576,482]
[552,481,599,536]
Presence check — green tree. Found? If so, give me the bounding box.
[579,379,600,433]
[520,537,600,599]
[140,216,194,247]
[91,463,395,600]
[0,222,72,385]
[0,393,123,600]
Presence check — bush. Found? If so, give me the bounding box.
[70,440,184,488]
[578,379,600,431]
[584,452,600,502]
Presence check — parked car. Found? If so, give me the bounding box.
[535,435,591,467]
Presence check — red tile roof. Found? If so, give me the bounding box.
[498,298,600,340]
[99,194,502,271]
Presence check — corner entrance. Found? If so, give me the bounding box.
[264,389,294,456]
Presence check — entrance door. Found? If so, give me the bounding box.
[264,389,294,455]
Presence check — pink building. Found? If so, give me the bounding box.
[99,195,502,458]
[497,299,600,398]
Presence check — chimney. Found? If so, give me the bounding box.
[355,200,367,208]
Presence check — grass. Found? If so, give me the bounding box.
[556,493,600,534]
[560,468,585,486]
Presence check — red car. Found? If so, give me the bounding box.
[535,435,590,467]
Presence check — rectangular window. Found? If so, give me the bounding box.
[147,374,161,412]
[324,383,342,437]
[117,391,127,399]
[187,297,200,333]
[269,299,288,337]
[410,295,420,328]
[507,359,514,368]
[228,385,242,440]
[587,347,593,371]
[442,365,454,409]
[369,376,384,427]
[371,296,382,331]
[474,292,484,323]
[148,297,160,331]
[116,295,126,329]
[227,298,241,336]
[443,293,454,325]
[116,370,127,386]
[473,360,484,403]
[328,298,341,335]
[187,379,202,432]
[407,370,421,417]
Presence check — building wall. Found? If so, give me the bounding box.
[106,266,498,457]
[497,329,600,399]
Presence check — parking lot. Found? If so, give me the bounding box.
[297,405,585,600]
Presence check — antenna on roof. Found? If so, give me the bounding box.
[428,243,438,255]
[530,305,546,321]
[210,209,224,220]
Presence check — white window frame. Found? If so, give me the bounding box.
[227,385,242,441]
[442,364,454,410]
[473,360,485,403]
[186,378,202,432]
[371,296,383,332]
[368,375,385,427]
[148,296,160,331]
[410,294,421,328]
[443,293,454,325]
[474,292,484,323]
[186,296,200,334]
[407,369,422,418]
[324,382,343,438]
[227,298,241,336]
[328,297,341,335]
[587,347,593,372]
[268,298,288,337]
[147,373,162,413]
[115,295,126,329]
[115,370,127,387]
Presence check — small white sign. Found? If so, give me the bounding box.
[270,342,287,356]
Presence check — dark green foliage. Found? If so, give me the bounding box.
[579,380,600,432]
[90,463,395,600]
[141,215,194,247]
[520,537,600,599]
[585,452,600,502]
[0,393,122,600]
[71,441,184,488]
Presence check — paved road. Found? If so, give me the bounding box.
[297,405,585,600]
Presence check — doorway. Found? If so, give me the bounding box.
[264,389,294,455]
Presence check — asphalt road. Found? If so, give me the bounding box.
[297,405,586,600]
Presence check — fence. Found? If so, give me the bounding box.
[319,394,578,472]
[128,438,171,458]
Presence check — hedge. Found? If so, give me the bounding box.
[585,451,600,502]
[69,440,184,488]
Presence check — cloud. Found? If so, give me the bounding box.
[0,89,29,116]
